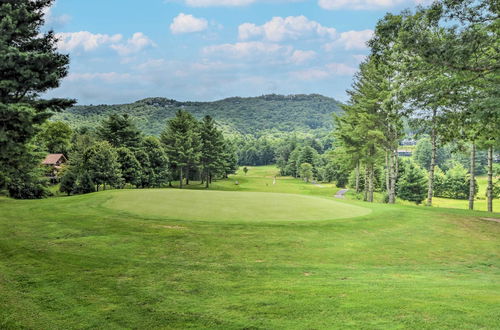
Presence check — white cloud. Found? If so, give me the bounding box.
[170,13,209,34]
[326,62,358,75]
[324,29,373,50]
[184,0,255,7]
[42,1,71,27]
[239,16,336,42]
[56,31,123,52]
[291,62,357,80]
[202,41,292,59]
[66,72,133,83]
[110,33,156,56]
[318,0,425,10]
[289,50,317,64]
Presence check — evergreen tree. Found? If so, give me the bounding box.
[116,147,142,188]
[220,140,239,178]
[161,110,200,188]
[81,141,122,190]
[98,114,142,149]
[59,167,77,196]
[397,161,427,205]
[0,0,75,197]
[199,115,224,188]
[142,137,170,187]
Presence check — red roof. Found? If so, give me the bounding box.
[42,154,67,165]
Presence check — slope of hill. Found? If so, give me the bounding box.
[52,94,343,136]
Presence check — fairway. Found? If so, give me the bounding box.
[1,167,499,329]
[104,189,371,221]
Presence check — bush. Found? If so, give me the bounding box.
[7,171,50,199]
[397,161,427,205]
[441,163,474,199]
[74,172,95,194]
[59,168,77,196]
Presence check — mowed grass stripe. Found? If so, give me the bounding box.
[103,189,371,222]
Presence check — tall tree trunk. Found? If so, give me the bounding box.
[363,165,368,201]
[388,150,396,204]
[385,151,390,193]
[487,146,493,212]
[205,169,209,188]
[185,167,190,185]
[355,160,360,193]
[426,112,437,206]
[468,143,476,210]
[368,164,374,203]
[179,167,183,189]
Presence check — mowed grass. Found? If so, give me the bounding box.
[0,166,499,329]
[104,190,371,222]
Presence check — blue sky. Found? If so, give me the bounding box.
[43,0,426,105]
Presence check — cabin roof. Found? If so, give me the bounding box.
[42,153,67,165]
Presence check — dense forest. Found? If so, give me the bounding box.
[51,94,343,136]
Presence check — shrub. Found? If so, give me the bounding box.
[397,161,427,205]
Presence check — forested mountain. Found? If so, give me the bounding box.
[52,94,343,136]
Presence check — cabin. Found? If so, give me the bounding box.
[42,153,67,183]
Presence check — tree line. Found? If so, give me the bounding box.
[334,0,499,211]
[57,112,238,195]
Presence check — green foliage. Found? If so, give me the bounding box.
[7,162,50,199]
[299,162,313,182]
[98,114,142,148]
[243,166,248,175]
[116,147,142,187]
[413,138,450,171]
[0,0,74,198]
[141,137,170,188]
[441,163,476,200]
[74,171,95,194]
[161,110,200,187]
[81,141,122,190]
[52,94,342,136]
[432,166,446,198]
[59,167,77,196]
[35,121,73,155]
[397,161,427,204]
[199,115,224,187]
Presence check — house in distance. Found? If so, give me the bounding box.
[42,153,67,183]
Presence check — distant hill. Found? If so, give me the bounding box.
[52,94,343,136]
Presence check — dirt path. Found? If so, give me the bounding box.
[334,189,349,199]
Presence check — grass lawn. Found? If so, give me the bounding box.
[0,166,499,329]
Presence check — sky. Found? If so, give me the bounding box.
[43,0,427,105]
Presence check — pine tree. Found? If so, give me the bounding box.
[59,167,77,196]
[116,147,142,188]
[98,114,142,149]
[0,0,75,196]
[142,137,170,188]
[160,110,200,188]
[199,115,224,188]
[397,161,427,205]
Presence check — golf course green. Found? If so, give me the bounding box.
[0,166,499,329]
[104,189,371,222]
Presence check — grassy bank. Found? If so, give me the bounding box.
[0,166,499,329]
